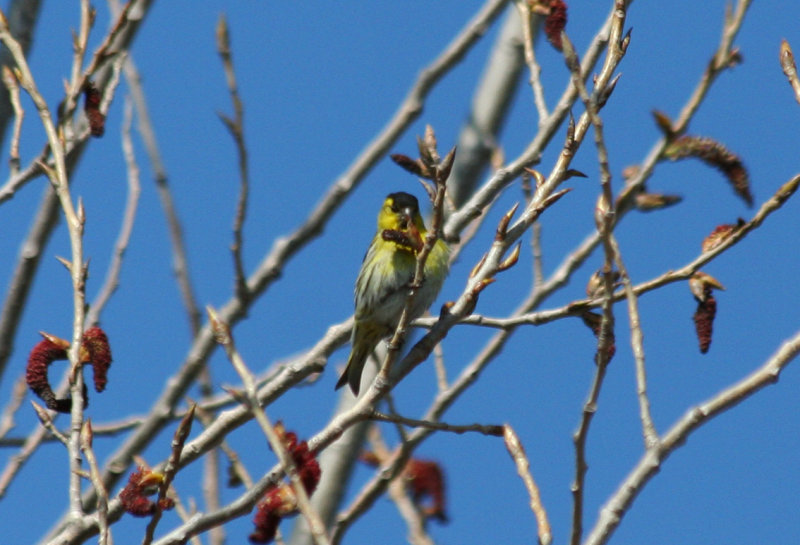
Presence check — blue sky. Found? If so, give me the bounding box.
[1,1,799,544]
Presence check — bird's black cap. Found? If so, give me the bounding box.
[387,192,419,213]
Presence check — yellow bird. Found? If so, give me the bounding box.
[335,192,449,395]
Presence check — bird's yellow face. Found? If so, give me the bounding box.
[377,192,427,234]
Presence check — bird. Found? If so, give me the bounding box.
[335,192,450,395]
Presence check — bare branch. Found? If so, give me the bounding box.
[583,327,800,545]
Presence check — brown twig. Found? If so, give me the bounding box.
[191,403,225,545]
[142,405,195,545]
[366,411,503,437]
[115,45,202,335]
[216,15,250,302]
[570,327,609,545]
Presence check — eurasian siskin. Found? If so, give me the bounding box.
[335,192,449,395]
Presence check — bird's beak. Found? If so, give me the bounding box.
[400,207,414,229]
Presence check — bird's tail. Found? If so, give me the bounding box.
[335,326,382,395]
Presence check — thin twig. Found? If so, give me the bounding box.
[608,234,658,447]
[0,422,48,498]
[367,411,503,436]
[564,6,654,458]
[165,491,203,545]
[0,373,72,498]
[570,325,610,545]
[60,1,133,129]
[192,403,224,545]
[513,0,548,121]
[193,403,253,489]
[142,406,195,545]
[119,50,202,335]
[0,374,27,440]
[432,340,448,392]
[216,15,250,301]
[503,424,551,545]
[1,65,23,176]
[383,393,411,445]
[531,220,544,287]
[87,98,141,326]
[81,420,112,545]
[31,401,69,446]
[65,0,93,138]
[0,0,42,153]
